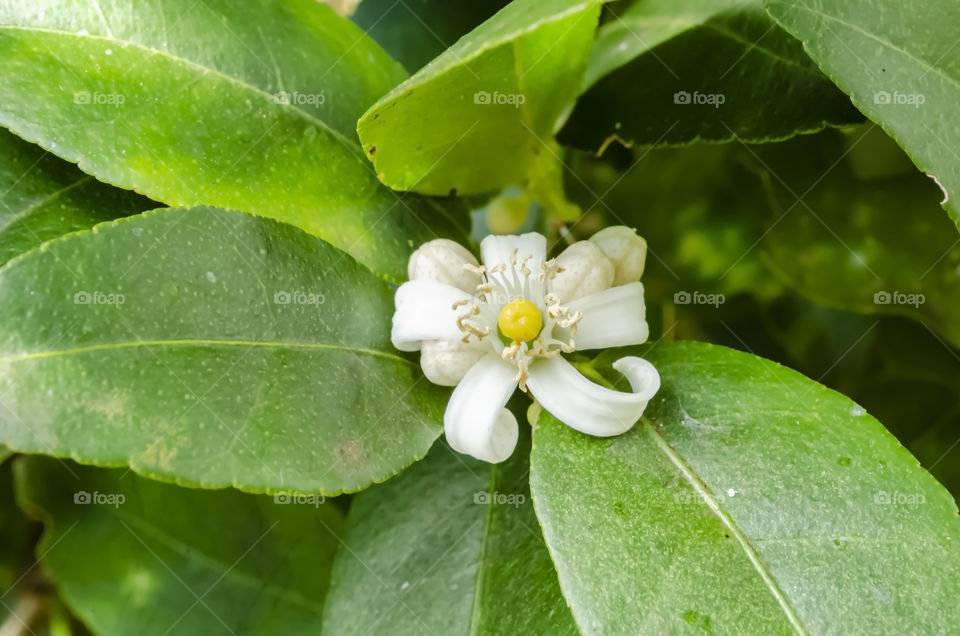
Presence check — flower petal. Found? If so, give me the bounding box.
[568,282,649,350]
[419,339,486,386]
[550,240,615,304]
[589,226,647,285]
[444,353,519,463]
[391,280,469,352]
[526,355,659,437]
[480,232,547,286]
[407,238,481,293]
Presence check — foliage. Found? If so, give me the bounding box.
[0,0,957,633]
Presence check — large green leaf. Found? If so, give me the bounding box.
[323,432,577,634]
[0,128,154,266]
[765,0,960,226]
[755,128,960,347]
[531,341,960,634]
[352,0,510,72]
[0,207,445,494]
[358,0,602,197]
[560,0,860,152]
[0,0,466,281]
[15,456,343,635]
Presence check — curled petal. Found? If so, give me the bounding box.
[444,353,519,463]
[480,232,547,285]
[420,340,486,387]
[391,280,469,352]
[590,226,647,285]
[526,356,660,437]
[550,240,615,304]
[568,282,649,350]
[408,238,481,292]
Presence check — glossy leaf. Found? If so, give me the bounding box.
[0,0,466,282]
[323,433,577,634]
[560,0,860,152]
[358,0,602,196]
[0,207,446,494]
[0,128,154,266]
[755,128,960,347]
[352,0,510,72]
[15,456,343,635]
[765,0,960,226]
[531,341,960,634]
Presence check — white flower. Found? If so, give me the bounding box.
[392,228,660,463]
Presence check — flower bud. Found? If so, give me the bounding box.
[419,340,485,386]
[407,239,481,292]
[589,226,647,285]
[550,240,615,303]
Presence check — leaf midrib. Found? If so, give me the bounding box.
[641,419,809,635]
[0,338,412,366]
[468,463,498,636]
[0,24,362,153]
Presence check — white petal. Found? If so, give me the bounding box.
[444,353,519,463]
[568,282,649,350]
[590,226,647,285]
[526,356,660,437]
[419,339,486,386]
[407,238,481,293]
[391,280,469,352]
[550,240,615,304]
[480,232,547,285]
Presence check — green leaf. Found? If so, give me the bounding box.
[764,0,960,226]
[352,0,510,72]
[754,127,960,347]
[560,0,861,152]
[0,128,154,266]
[14,456,343,635]
[0,0,466,282]
[0,207,445,494]
[358,0,602,196]
[531,341,960,634]
[323,432,577,634]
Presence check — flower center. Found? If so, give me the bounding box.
[497,298,542,343]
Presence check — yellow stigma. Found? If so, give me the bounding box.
[497,298,543,343]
